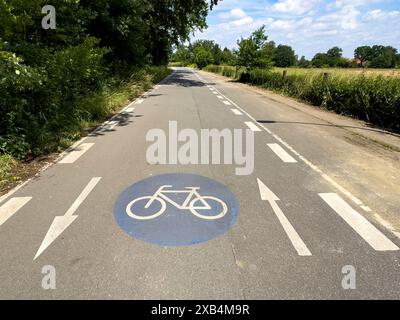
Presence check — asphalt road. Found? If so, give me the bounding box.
[0,67,399,299]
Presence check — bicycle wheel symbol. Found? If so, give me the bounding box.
[126,196,166,221]
[189,196,228,220]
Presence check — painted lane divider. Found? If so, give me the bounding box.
[0,197,32,227]
[59,143,94,164]
[125,107,135,113]
[201,72,374,214]
[223,101,232,106]
[267,143,297,163]
[34,177,102,260]
[319,193,399,251]
[217,95,224,99]
[231,109,243,116]
[244,121,262,132]
[257,179,312,256]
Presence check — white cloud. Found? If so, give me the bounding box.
[219,8,247,20]
[271,0,321,15]
[217,8,255,31]
[364,9,400,20]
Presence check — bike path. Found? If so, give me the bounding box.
[0,68,399,299]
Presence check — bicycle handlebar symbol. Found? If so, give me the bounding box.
[126,185,228,221]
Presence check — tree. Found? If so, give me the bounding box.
[221,47,237,65]
[193,46,213,68]
[191,40,222,65]
[312,53,330,68]
[274,45,296,67]
[354,46,372,67]
[236,25,273,71]
[297,56,311,68]
[327,47,343,59]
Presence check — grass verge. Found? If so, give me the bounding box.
[0,66,171,196]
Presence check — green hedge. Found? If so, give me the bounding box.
[204,65,400,132]
[0,41,170,159]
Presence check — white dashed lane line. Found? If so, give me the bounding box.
[267,143,297,163]
[0,197,32,227]
[231,109,243,115]
[199,72,374,213]
[319,193,399,251]
[244,121,262,132]
[58,143,95,164]
[223,101,232,106]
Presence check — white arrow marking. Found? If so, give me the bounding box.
[257,178,312,256]
[34,177,101,260]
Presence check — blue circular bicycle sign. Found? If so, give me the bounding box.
[114,173,239,246]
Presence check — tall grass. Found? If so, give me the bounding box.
[203,65,400,132]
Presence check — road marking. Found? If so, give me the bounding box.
[231,109,243,115]
[319,193,399,251]
[213,91,218,94]
[223,101,232,106]
[0,197,32,227]
[258,179,312,256]
[58,143,94,164]
[267,143,297,163]
[198,72,373,213]
[0,181,30,205]
[244,121,261,132]
[125,107,135,113]
[107,120,119,130]
[34,177,102,260]
[217,95,223,99]
[136,99,144,104]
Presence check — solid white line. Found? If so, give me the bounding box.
[271,201,312,256]
[223,101,232,106]
[58,143,94,164]
[319,193,399,251]
[231,109,243,115]
[65,177,102,217]
[267,143,297,163]
[244,121,261,132]
[0,197,32,227]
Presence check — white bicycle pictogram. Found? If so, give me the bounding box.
[126,185,228,221]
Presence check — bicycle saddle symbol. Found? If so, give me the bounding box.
[126,185,228,221]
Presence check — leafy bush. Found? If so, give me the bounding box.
[205,65,400,132]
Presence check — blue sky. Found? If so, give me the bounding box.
[192,0,400,59]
